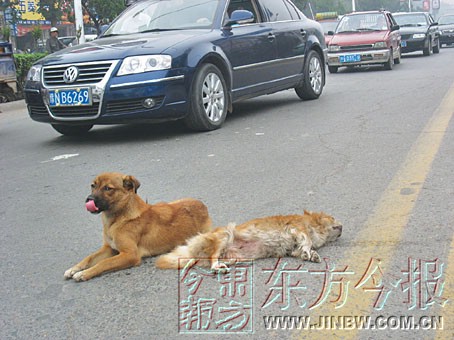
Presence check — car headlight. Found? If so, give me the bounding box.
[374,41,387,48]
[328,45,340,52]
[117,55,172,76]
[412,33,426,39]
[26,64,42,82]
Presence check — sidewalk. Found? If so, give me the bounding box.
[0,99,27,115]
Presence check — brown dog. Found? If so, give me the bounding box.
[64,172,212,281]
[156,210,342,272]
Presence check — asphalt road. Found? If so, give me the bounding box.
[1,48,454,340]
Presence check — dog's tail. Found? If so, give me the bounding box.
[155,245,193,269]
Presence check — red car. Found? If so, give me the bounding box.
[326,10,401,73]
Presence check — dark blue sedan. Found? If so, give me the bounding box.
[25,0,326,136]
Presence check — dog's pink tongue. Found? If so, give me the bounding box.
[85,200,99,213]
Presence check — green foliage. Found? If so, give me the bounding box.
[82,0,124,33]
[1,26,11,42]
[37,0,64,26]
[14,53,48,92]
[31,26,43,50]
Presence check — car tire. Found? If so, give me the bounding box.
[433,38,440,54]
[51,124,93,136]
[394,48,401,64]
[184,63,228,131]
[0,87,15,103]
[295,50,324,100]
[423,38,432,56]
[328,65,338,74]
[384,49,393,70]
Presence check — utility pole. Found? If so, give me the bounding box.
[74,0,85,44]
[352,0,356,12]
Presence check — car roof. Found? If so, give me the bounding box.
[344,10,390,15]
[393,12,428,15]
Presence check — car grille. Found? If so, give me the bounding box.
[106,97,165,114]
[49,103,100,118]
[340,44,374,51]
[43,62,113,86]
[401,34,412,40]
[29,104,48,115]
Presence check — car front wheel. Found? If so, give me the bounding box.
[184,63,228,131]
[295,50,324,100]
[423,38,432,56]
[384,49,393,70]
[433,38,440,54]
[51,124,93,136]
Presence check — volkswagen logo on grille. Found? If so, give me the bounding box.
[63,66,79,84]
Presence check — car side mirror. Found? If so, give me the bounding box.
[124,0,136,6]
[430,22,438,26]
[391,25,400,31]
[224,10,255,28]
[328,31,335,36]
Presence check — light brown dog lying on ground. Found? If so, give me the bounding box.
[64,172,212,281]
[156,210,342,272]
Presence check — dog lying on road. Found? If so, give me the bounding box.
[64,172,212,281]
[156,210,342,272]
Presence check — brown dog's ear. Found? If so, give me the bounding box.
[123,175,140,193]
[304,210,312,216]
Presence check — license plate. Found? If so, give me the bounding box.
[339,54,361,63]
[49,88,92,107]
[401,40,407,47]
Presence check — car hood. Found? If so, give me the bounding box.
[330,31,389,46]
[439,23,454,31]
[37,30,209,65]
[398,26,429,35]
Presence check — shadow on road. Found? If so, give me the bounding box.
[42,93,302,146]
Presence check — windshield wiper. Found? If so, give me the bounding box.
[141,28,183,33]
[355,28,381,31]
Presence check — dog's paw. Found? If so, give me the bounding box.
[310,251,321,263]
[64,266,81,279]
[72,271,89,282]
[211,261,230,274]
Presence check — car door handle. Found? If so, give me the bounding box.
[300,29,306,37]
[268,33,275,42]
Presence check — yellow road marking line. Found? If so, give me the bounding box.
[296,83,454,339]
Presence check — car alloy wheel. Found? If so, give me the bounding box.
[185,63,228,131]
[202,72,225,123]
[309,56,323,94]
[295,50,324,100]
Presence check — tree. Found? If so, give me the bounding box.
[82,0,124,34]
[31,26,43,50]
[36,0,64,26]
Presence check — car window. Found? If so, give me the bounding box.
[105,0,220,34]
[259,0,293,22]
[283,0,301,20]
[336,13,388,32]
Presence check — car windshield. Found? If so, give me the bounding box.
[438,15,454,25]
[104,0,220,36]
[394,14,428,27]
[335,13,388,33]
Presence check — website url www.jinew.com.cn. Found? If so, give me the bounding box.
[263,315,444,330]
